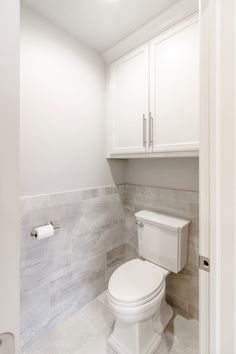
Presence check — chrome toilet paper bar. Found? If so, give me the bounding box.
[31,221,60,237]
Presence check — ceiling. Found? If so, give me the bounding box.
[22,0,179,52]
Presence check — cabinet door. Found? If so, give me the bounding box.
[150,17,199,152]
[108,44,149,155]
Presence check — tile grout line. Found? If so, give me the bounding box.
[75,299,114,354]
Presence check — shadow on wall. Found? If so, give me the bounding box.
[107,159,127,185]
[108,157,199,191]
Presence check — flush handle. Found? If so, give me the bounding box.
[135,222,144,229]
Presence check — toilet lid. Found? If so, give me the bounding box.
[108,259,164,303]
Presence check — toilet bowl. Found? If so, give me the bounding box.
[107,210,190,354]
[107,259,173,354]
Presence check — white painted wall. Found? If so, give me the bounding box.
[20,6,199,198]
[125,158,199,191]
[20,6,125,197]
[0,0,20,352]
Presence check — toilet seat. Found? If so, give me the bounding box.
[108,259,165,306]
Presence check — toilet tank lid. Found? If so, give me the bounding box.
[135,210,190,232]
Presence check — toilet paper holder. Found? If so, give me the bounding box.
[31,221,60,238]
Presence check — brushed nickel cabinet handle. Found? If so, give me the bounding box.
[143,113,147,148]
[149,112,153,149]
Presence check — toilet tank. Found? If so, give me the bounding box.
[135,210,190,273]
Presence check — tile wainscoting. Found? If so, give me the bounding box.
[20,184,199,349]
[20,185,125,349]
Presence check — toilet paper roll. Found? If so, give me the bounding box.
[34,224,54,240]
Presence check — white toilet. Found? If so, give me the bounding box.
[107,210,190,354]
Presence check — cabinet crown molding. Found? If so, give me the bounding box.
[102,0,198,64]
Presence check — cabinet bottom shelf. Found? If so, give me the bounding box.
[107,150,199,159]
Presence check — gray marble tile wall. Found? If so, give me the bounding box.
[20,183,199,349]
[123,184,199,320]
[20,185,125,349]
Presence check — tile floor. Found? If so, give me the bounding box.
[24,291,198,354]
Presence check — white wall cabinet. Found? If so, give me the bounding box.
[150,17,199,153]
[108,44,149,155]
[107,16,199,158]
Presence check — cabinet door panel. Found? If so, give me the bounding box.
[150,18,199,152]
[109,44,149,155]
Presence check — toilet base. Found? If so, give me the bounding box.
[108,318,162,354]
[108,299,173,354]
